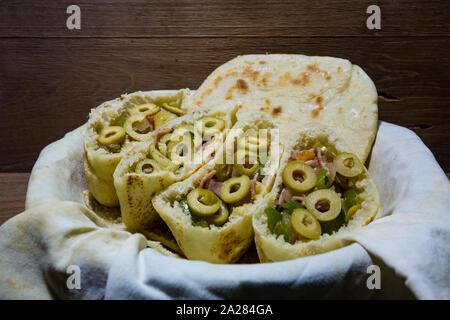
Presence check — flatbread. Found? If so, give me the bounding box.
[152,112,283,263]
[193,54,378,163]
[84,89,191,206]
[252,126,380,262]
[113,102,239,232]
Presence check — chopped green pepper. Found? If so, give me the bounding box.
[115,119,126,127]
[316,167,330,189]
[343,189,360,213]
[283,200,305,215]
[265,207,282,233]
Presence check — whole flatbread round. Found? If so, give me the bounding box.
[193,54,378,163]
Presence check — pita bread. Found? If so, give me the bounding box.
[84,89,191,207]
[252,126,379,262]
[193,54,378,163]
[152,112,283,263]
[113,103,239,232]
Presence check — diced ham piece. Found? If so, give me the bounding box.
[199,170,217,189]
[251,173,259,196]
[206,179,223,197]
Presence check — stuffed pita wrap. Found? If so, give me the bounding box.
[193,54,378,163]
[84,89,191,207]
[253,126,379,262]
[152,112,283,263]
[113,103,239,232]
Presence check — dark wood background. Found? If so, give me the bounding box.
[1,0,449,224]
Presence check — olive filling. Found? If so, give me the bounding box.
[133,116,226,175]
[180,133,272,228]
[265,142,364,243]
[97,101,186,150]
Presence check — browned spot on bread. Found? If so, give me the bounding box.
[225,70,239,77]
[338,107,343,114]
[214,76,223,88]
[265,99,271,106]
[271,106,282,117]
[119,96,125,101]
[363,115,367,119]
[307,64,321,73]
[325,75,332,81]
[338,66,343,73]
[243,66,260,81]
[216,229,245,262]
[238,105,244,109]
[258,61,266,65]
[225,79,249,100]
[236,79,248,91]
[291,73,310,87]
[315,96,323,105]
[311,108,320,118]
[259,106,270,112]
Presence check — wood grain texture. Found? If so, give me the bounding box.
[0,172,30,225]
[1,0,449,37]
[1,36,449,171]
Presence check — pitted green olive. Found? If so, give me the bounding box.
[219,175,251,203]
[305,189,342,222]
[282,161,317,192]
[333,152,363,178]
[173,124,195,140]
[233,150,259,176]
[167,136,194,164]
[98,126,126,145]
[205,200,229,226]
[214,163,233,182]
[291,208,322,240]
[187,188,221,216]
[197,117,225,137]
[124,114,153,141]
[157,133,173,156]
[154,109,178,130]
[135,159,160,174]
[162,102,185,116]
[130,103,160,117]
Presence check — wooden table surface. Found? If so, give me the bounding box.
[1,0,449,225]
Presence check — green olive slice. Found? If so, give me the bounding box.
[233,150,259,176]
[173,124,195,139]
[291,208,322,240]
[197,116,225,137]
[220,175,251,203]
[345,204,361,223]
[305,189,342,222]
[333,152,363,178]
[162,102,185,116]
[214,163,233,182]
[154,109,178,130]
[237,135,269,152]
[130,103,160,117]
[167,136,194,164]
[98,126,126,145]
[282,161,317,192]
[205,200,229,226]
[157,132,173,156]
[135,159,160,174]
[124,114,153,141]
[187,188,221,216]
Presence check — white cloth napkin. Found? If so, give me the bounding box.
[0,121,449,299]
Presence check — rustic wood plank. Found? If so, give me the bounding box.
[1,36,449,172]
[1,0,449,38]
[0,172,30,225]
